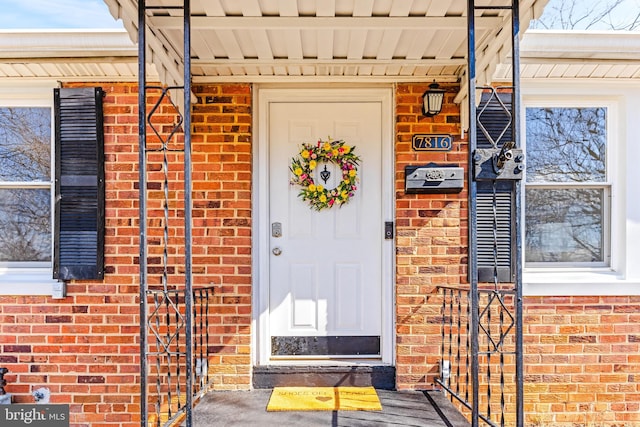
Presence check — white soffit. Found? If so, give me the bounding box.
[5,28,638,85]
[103,0,547,93]
[0,29,156,81]
[494,30,640,81]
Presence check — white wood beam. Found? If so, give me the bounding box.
[389,1,413,17]
[317,29,334,60]
[353,0,374,17]
[240,0,262,17]
[405,30,436,60]
[190,73,462,84]
[376,30,403,60]
[216,30,245,60]
[316,0,336,17]
[192,57,465,68]
[201,0,225,17]
[148,16,503,30]
[347,30,368,60]
[278,0,299,17]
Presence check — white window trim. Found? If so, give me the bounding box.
[524,102,612,269]
[0,81,62,297]
[521,81,640,296]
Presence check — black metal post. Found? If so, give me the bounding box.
[137,1,148,426]
[511,0,525,425]
[183,1,194,425]
[466,1,480,426]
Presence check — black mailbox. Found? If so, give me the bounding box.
[404,163,464,194]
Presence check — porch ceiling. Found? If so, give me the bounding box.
[103,0,548,95]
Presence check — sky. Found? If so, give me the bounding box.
[0,0,123,29]
[0,0,638,31]
[533,0,640,30]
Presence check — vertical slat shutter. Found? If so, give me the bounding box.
[476,91,515,282]
[54,87,105,281]
[477,92,513,149]
[477,181,514,282]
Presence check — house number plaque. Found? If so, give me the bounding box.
[412,134,453,152]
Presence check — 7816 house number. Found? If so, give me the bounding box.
[412,134,453,151]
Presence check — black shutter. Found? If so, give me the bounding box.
[477,181,515,282]
[53,87,105,281]
[476,91,515,282]
[477,92,513,149]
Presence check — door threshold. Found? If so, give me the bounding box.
[252,364,396,390]
[267,358,385,365]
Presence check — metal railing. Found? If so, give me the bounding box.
[146,286,214,427]
[436,285,519,427]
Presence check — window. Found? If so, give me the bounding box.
[0,106,52,266]
[524,105,610,267]
[0,86,105,295]
[0,83,60,295]
[0,85,105,294]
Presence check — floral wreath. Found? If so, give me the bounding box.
[290,138,361,211]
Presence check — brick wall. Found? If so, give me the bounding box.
[394,83,640,426]
[394,83,468,390]
[0,82,252,426]
[523,296,640,426]
[0,82,143,426]
[190,84,253,389]
[2,80,640,426]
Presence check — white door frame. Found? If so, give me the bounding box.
[252,86,395,366]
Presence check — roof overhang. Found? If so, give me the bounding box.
[3,28,639,87]
[101,0,548,99]
[494,30,640,81]
[0,29,153,82]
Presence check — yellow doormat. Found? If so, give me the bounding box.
[267,386,382,412]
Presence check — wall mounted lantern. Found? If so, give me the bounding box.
[422,81,445,117]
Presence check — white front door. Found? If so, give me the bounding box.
[259,88,392,363]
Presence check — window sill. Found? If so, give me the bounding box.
[0,269,62,297]
[523,269,640,296]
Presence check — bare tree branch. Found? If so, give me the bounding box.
[532,0,640,30]
[0,107,52,262]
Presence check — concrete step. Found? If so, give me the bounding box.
[252,365,396,390]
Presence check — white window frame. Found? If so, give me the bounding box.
[523,101,612,268]
[521,81,640,296]
[0,81,61,296]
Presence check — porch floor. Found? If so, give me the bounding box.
[189,389,470,426]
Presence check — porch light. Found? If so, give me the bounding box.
[422,81,445,117]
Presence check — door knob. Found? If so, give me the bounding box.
[272,247,282,256]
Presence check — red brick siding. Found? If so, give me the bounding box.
[394,83,640,426]
[523,296,640,426]
[0,82,252,426]
[2,81,640,426]
[0,82,142,426]
[394,83,468,390]
[191,84,253,389]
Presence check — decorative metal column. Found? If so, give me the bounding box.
[467,1,524,426]
[466,2,480,424]
[138,1,194,426]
